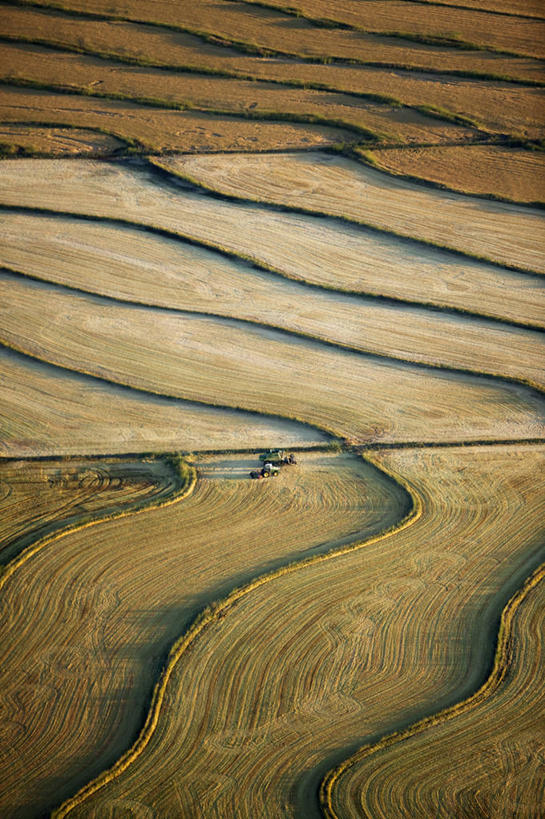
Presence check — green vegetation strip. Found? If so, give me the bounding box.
[4,266,544,397]
[2,202,541,335]
[319,555,545,819]
[51,452,419,817]
[1,0,541,85]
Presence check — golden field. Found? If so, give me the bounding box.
[0,1,544,816]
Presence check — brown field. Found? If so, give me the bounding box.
[2,217,544,386]
[3,5,544,140]
[0,451,404,816]
[325,562,545,818]
[418,0,543,15]
[368,144,545,203]
[0,123,124,156]
[2,275,544,443]
[0,87,348,154]
[0,348,325,457]
[238,0,545,58]
[15,0,545,79]
[0,455,179,565]
[0,43,480,146]
[54,445,545,818]
[160,151,545,271]
[2,158,543,329]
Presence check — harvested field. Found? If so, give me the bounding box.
[368,144,545,203]
[0,123,124,156]
[0,43,480,146]
[56,445,545,818]
[0,454,177,565]
[15,0,545,80]
[2,158,543,328]
[160,150,545,272]
[2,275,544,443]
[0,87,352,155]
[0,349,325,457]
[238,0,545,58]
[0,451,403,816]
[5,6,545,140]
[324,562,545,818]
[2,217,544,385]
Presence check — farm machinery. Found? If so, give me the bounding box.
[249,449,297,479]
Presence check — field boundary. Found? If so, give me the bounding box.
[0,453,196,589]
[4,266,544,396]
[51,451,420,817]
[319,557,545,818]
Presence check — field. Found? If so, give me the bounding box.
[0,1,544,818]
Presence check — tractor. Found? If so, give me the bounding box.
[258,449,297,466]
[250,462,279,479]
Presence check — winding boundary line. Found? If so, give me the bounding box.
[319,555,545,819]
[51,452,421,817]
[0,454,196,591]
[1,203,542,333]
[3,266,543,395]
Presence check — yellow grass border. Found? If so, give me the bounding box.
[0,454,196,591]
[51,451,421,817]
[319,555,545,818]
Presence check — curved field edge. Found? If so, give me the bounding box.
[3,203,543,335]
[0,453,196,590]
[51,452,420,817]
[146,157,545,277]
[319,554,545,818]
[4,266,544,396]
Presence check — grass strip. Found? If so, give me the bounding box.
[50,451,420,817]
[4,266,543,398]
[319,555,545,818]
[2,202,542,336]
[1,0,542,85]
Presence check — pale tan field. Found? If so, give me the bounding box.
[16,0,545,80]
[0,349,325,457]
[326,564,545,819]
[0,451,403,816]
[2,276,544,443]
[0,87,351,155]
[2,158,542,327]
[4,6,544,138]
[2,217,544,385]
[369,144,545,203]
[239,0,545,57]
[158,151,545,272]
[0,455,175,565]
[0,43,479,146]
[56,446,545,819]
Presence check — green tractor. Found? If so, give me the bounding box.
[258,449,297,466]
[250,462,279,479]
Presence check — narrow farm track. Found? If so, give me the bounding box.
[155,151,545,273]
[0,452,403,817]
[1,218,544,386]
[56,445,545,818]
[0,455,177,565]
[2,275,544,443]
[2,159,544,329]
[322,560,545,819]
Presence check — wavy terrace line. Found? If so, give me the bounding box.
[53,445,545,818]
[3,201,542,333]
[3,267,544,397]
[320,555,545,819]
[4,0,543,83]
